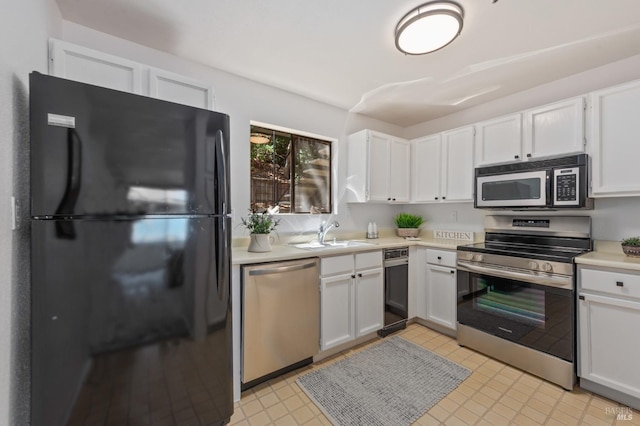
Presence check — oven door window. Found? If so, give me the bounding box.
[457,271,573,362]
[476,170,548,207]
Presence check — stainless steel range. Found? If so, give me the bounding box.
[456,215,591,390]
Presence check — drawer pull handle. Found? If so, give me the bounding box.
[616,281,624,287]
[578,295,585,300]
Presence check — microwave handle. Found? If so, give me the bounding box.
[545,169,552,205]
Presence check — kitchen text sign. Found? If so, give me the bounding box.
[434,230,474,241]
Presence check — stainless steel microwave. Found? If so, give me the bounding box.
[475,154,593,209]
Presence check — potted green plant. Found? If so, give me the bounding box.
[242,209,280,252]
[621,236,640,257]
[394,213,424,238]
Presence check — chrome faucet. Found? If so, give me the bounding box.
[318,220,339,244]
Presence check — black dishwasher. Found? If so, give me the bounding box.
[379,247,409,337]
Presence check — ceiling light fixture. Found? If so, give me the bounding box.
[250,133,270,144]
[395,1,464,55]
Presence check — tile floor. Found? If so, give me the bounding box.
[230,323,639,426]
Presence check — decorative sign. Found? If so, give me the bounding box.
[434,230,474,241]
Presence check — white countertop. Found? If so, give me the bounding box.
[576,240,640,272]
[232,230,478,265]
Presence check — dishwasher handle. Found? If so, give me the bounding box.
[248,260,318,276]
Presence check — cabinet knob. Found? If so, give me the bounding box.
[392,198,396,201]
[387,197,391,201]
[616,281,624,287]
[351,274,356,279]
[450,270,455,274]
[578,295,585,300]
[435,197,439,200]
[437,256,442,260]
[358,273,363,278]
[514,155,520,159]
[526,153,532,158]
[442,196,446,200]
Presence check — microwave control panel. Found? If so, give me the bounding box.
[554,167,579,205]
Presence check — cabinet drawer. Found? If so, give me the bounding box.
[355,251,383,270]
[321,255,353,276]
[426,249,456,268]
[580,267,640,300]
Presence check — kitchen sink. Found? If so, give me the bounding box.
[290,240,377,250]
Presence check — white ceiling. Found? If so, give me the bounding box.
[55,0,640,127]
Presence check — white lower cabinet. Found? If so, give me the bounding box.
[578,266,640,403]
[425,264,457,330]
[417,249,457,333]
[320,251,383,351]
[320,273,355,349]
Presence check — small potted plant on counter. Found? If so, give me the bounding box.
[394,213,424,238]
[621,236,640,257]
[242,209,280,252]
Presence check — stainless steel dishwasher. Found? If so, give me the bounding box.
[241,258,320,390]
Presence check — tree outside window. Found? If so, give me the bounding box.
[250,125,332,214]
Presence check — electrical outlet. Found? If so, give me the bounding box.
[450,210,458,222]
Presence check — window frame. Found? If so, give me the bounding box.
[249,121,336,215]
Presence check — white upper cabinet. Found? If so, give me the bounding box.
[49,39,215,110]
[411,134,441,202]
[49,39,142,94]
[476,97,586,167]
[442,126,475,202]
[347,130,410,203]
[388,138,411,202]
[149,68,214,110]
[523,97,585,159]
[589,80,640,197]
[475,114,523,166]
[411,126,474,203]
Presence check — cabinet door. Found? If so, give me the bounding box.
[475,114,523,166]
[388,138,410,202]
[590,81,640,197]
[442,126,474,202]
[321,274,355,350]
[149,68,215,110]
[49,39,142,94]
[425,264,457,330]
[355,268,384,336]
[579,294,640,399]
[411,135,441,202]
[367,132,391,202]
[524,97,585,159]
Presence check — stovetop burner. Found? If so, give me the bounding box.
[458,241,588,263]
[457,215,592,266]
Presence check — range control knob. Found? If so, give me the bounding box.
[528,261,539,270]
[473,254,484,263]
[541,263,553,272]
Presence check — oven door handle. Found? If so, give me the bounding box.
[457,260,573,289]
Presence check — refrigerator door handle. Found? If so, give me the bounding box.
[55,128,82,216]
[215,129,230,215]
[217,217,229,300]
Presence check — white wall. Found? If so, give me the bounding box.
[0,1,62,424]
[403,54,640,241]
[61,21,404,240]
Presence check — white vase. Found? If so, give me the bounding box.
[248,233,272,252]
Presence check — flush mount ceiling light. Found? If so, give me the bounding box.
[250,132,270,144]
[395,1,464,55]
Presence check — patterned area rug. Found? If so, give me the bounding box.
[297,336,470,426]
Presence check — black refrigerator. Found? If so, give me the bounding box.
[29,72,233,426]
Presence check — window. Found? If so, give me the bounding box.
[250,124,332,214]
